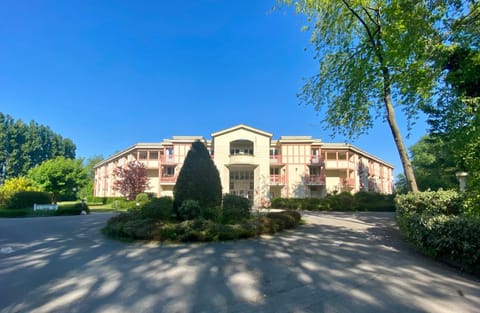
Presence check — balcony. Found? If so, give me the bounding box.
[269,174,286,185]
[342,178,356,187]
[325,160,356,169]
[269,155,283,164]
[310,156,325,166]
[161,155,176,164]
[306,174,326,185]
[160,175,177,184]
[229,153,256,166]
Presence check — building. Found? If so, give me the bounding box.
[94,124,394,206]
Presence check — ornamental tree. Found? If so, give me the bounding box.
[279,0,471,192]
[28,156,87,203]
[113,161,149,201]
[173,141,222,215]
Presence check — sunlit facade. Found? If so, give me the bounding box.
[94,124,394,207]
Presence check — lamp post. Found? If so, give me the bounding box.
[455,171,468,192]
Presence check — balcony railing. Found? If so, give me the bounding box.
[229,154,256,165]
[324,160,355,169]
[269,155,283,164]
[269,174,285,185]
[342,178,356,187]
[306,174,326,185]
[161,155,176,163]
[160,175,176,183]
[310,156,325,166]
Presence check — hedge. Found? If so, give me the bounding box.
[395,190,480,270]
[271,192,395,212]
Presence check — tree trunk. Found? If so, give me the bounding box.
[382,67,419,193]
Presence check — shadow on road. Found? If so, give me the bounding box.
[1,212,479,313]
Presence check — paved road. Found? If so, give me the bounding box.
[0,212,479,313]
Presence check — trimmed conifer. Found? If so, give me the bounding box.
[173,141,222,217]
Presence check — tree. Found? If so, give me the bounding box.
[173,141,222,213]
[28,157,87,203]
[0,112,76,181]
[280,0,469,192]
[424,2,480,213]
[80,155,104,199]
[113,161,149,201]
[396,135,457,192]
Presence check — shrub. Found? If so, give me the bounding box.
[5,191,51,209]
[173,141,222,215]
[178,200,202,220]
[222,194,251,223]
[56,202,87,215]
[135,193,150,203]
[140,197,174,220]
[396,190,480,269]
[353,192,395,211]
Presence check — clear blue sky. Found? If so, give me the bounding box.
[0,0,428,178]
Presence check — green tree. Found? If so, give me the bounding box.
[28,157,87,203]
[113,161,149,200]
[0,112,76,181]
[425,2,479,214]
[280,0,472,192]
[79,155,104,199]
[408,135,457,191]
[173,141,222,215]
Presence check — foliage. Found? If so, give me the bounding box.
[279,1,472,192]
[423,3,480,215]
[395,190,480,269]
[113,161,149,201]
[135,192,150,204]
[173,141,222,214]
[4,191,52,209]
[102,210,301,242]
[0,176,40,205]
[271,192,395,212]
[409,136,458,191]
[0,112,76,182]
[28,156,88,203]
[177,200,202,221]
[79,155,104,199]
[139,197,174,221]
[222,194,251,224]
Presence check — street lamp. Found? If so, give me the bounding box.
[455,171,468,192]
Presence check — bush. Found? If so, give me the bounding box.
[5,191,51,209]
[222,194,251,224]
[178,200,202,220]
[56,202,87,215]
[353,191,395,211]
[395,189,462,217]
[140,197,174,220]
[135,193,150,203]
[396,190,480,269]
[271,192,394,212]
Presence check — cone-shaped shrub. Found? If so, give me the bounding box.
[173,141,222,218]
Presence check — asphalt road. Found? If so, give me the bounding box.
[0,212,479,313]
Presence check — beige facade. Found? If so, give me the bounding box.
[94,124,394,206]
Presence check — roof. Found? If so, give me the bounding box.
[211,124,272,138]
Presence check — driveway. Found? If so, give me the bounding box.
[0,212,479,313]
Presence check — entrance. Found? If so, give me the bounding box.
[229,168,254,202]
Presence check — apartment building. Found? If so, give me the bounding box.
[94,124,394,206]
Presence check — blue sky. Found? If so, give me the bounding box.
[0,0,428,178]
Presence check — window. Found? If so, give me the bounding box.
[139,151,147,159]
[149,151,158,160]
[311,148,320,156]
[270,148,279,156]
[162,166,175,177]
[270,167,280,175]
